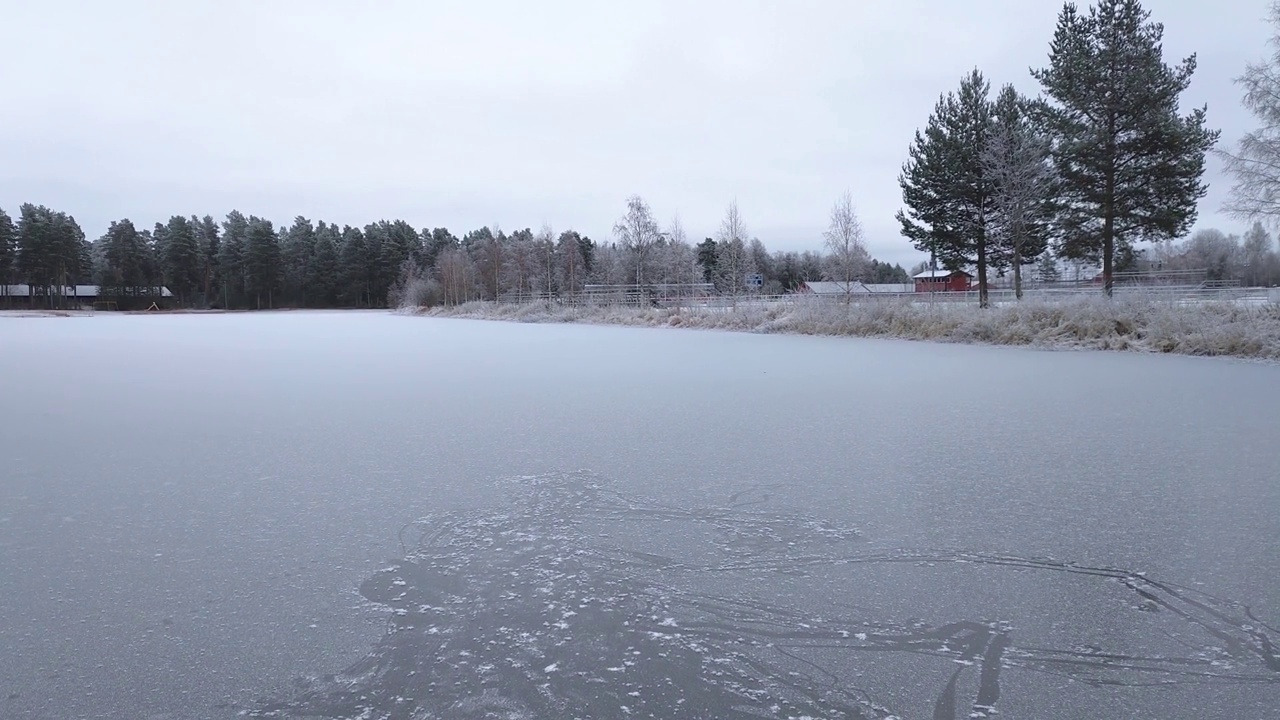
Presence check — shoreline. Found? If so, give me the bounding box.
[408,297,1280,362]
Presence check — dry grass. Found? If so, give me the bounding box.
[411,297,1280,360]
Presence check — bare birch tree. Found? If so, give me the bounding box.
[534,224,556,297]
[981,85,1054,299]
[715,201,754,305]
[613,195,661,287]
[821,191,870,303]
[436,247,477,305]
[1220,2,1280,223]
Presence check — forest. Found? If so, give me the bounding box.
[0,199,910,310]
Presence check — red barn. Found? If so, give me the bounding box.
[913,269,973,292]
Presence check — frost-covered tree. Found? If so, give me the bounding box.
[1033,0,1219,295]
[1182,229,1241,283]
[1239,222,1278,286]
[1035,251,1062,284]
[500,228,538,298]
[982,85,1054,299]
[533,224,556,297]
[822,191,870,303]
[613,195,661,286]
[1220,3,1280,223]
[656,216,703,287]
[437,247,478,305]
[555,230,587,295]
[897,69,998,307]
[714,201,755,300]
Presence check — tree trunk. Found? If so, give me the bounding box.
[1013,245,1023,300]
[977,238,989,309]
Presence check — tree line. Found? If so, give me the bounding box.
[897,0,1220,306]
[0,198,908,310]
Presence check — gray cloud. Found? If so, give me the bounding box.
[0,0,1270,265]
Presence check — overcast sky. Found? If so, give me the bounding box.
[0,0,1272,266]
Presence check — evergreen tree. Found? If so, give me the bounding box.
[555,230,587,294]
[382,220,422,283]
[97,219,152,299]
[897,69,999,306]
[163,215,202,306]
[696,238,718,284]
[218,211,249,308]
[245,216,281,309]
[1035,251,1062,283]
[195,215,220,305]
[1032,0,1219,294]
[309,222,341,307]
[282,216,316,306]
[16,204,87,307]
[423,227,458,269]
[340,225,372,306]
[362,222,391,305]
[0,208,14,304]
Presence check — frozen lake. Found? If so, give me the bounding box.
[1,311,1277,719]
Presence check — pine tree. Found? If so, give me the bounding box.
[163,215,202,306]
[1035,251,1062,283]
[16,204,86,307]
[218,211,249,308]
[897,69,999,307]
[195,215,220,305]
[245,216,281,309]
[282,216,316,306]
[98,219,151,299]
[309,222,341,307]
[1032,0,1219,294]
[0,207,15,303]
[423,227,458,270]
[339,225,372,306]
[696,238,718,283]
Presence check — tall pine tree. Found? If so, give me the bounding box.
[1032,0,1218,294]
[195,215,220,305]
[897,69,998,307]
[0,207,15,303]
[309,222,341,307]
[282,216,316,307]
[245,216,281,309]
[218,211,249,308]
[163,215,202,306]
[97,219,152,300]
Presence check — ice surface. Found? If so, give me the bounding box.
[0,311,1278,719]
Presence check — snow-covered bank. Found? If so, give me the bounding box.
[409,297,1280,360]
